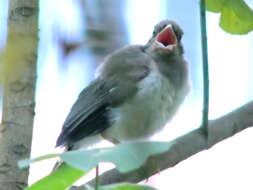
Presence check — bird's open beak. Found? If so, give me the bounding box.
[155,24,177,51]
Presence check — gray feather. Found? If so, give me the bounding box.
[56,46,150,147]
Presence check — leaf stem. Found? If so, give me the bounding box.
[200,0,209,136]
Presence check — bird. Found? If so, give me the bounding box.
[56,20,189,151]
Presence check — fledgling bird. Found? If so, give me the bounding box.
[56,20,189,150]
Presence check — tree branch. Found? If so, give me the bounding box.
[72,101,253,189]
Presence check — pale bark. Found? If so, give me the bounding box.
[0,0,38,189]
[72,101,253,189]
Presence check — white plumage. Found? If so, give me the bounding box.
[103,60,177,143]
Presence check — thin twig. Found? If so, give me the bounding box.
[200,0,210,136]
[95,165,99,190]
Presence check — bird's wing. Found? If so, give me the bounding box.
[56,51,150,148]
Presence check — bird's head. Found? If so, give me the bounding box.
[146,20,184,55]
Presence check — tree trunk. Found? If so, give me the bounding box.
[0,0,38,189]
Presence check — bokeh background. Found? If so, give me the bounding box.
[0,0,253,189]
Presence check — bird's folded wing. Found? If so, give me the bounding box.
[56,46,151,148]
[56,74,148,147]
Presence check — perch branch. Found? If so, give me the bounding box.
[71,101,253,189]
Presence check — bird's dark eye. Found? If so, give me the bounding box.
[172,25,182,41]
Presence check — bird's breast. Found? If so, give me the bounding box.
[103,68,178,142]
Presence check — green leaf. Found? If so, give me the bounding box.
[26,164,85,190]
[206,0,226,12]
[219,0,253,34]
[61,141,173,173]
[99,183,158,190]
[18,154,59,169]
[205,0,253,34]
[20,142,172,189]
